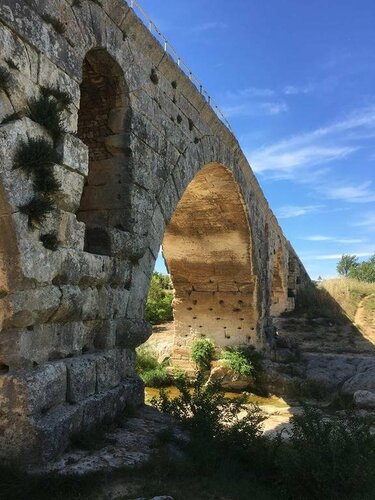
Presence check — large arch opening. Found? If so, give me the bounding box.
[76,48,131,256]
[160,163,259,365]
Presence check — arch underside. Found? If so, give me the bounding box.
[162,163,258,362]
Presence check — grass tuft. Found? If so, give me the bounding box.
[40,233,59,251]
[19,197,54,228]
[13,138,59,175]
[27,96,66,138]
[33,170,61,194]
[41,86,72,109]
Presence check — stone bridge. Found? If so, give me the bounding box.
[0,0,308,463]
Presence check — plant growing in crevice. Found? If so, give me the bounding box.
[19,197,54,228]
[27,95,65,138]
[41,14,66,34]
[0,66,12,91]
[41,86,73,109]
[40,232,59,251]
[33,170,61,195]
[190,338,215,371]
[13,138,59,176]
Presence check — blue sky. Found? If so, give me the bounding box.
[137,0,375,279]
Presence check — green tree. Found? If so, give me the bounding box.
[336,254,358,277]
[349,254,375,283]
[145,272,174,324]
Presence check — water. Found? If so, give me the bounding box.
[145,386,288,408]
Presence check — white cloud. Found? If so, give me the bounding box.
[308,252,373,260]
[305,235,333,241]
[225,87,275,99]
[190,22,227,33]
[321,181,375,203]
[223,100,288,118]
[277,205,323,219]
[283,84,314,95]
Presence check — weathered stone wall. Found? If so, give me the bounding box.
[0,0,308,462]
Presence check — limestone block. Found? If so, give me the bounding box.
[65,355,97,403]
[38,53,80,106]
[122,348,136,377]
[0,322,85,369]
[52,285,83,322]
[78,252,114,287]
[81,287,100,320]
[96,349,122,393]
[306,356,356,391]
[0,91,14,123]
[0,362,67,415]
[83,319,116,351]
[17,238,64,287]
[0,285,62,328]
[43,210,85,250]
[341,364,375,396]
[80,383,127,430]
[57,134,89,176]
[353,390,375,409]
[0,24,38,82]
[111,258,132,287]
[126,267,151,317]
[52,164,85,212]
[33,403,84,462]
[109,228,148,260]
[116,318,152,349]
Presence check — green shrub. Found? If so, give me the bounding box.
[136,346,171,388]
[13,138,59,175]
[145,272,174,325]
[278,406,375,499]
[151,374,274,477]
[220,346,262,377]
[33,170,61,194]
[19,197,54,228]
[190,338,215,371]
[41,86,72,109]
[27,95,65,138]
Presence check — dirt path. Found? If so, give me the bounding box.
[354,294,375,343]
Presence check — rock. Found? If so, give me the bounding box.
[353,390,375,409]
[208,361,254,391]
[341,363,375,396]
[305,355,356,391]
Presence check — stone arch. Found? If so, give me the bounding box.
[159,163,259,366]
[76,48,132,256]
[270,247,287,316]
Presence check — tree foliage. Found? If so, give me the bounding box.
[190,338,215,371]
[145,272,174,324]
[337,254,375,282]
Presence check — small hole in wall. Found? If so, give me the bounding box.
[27,325,34,331]
[171,80,177,89]
[193,300,197,305]
[187,307,193,310]
[188,325,192,328]
[240,318,244,321]
[216,317,221,320]
[219,300,224,305]
[0,364,9,373]
[150,68,159,84]
[33,361,38,367]
[82,345,89,354]
[193,316,197,320]
[199,325,203,328]
[170,116,175,122]
[177,115,182,124]
[188,118,194,131]
[233,308,240,312]
[238,300,244,305]
[237,327,242,330]
[209,307,213,311]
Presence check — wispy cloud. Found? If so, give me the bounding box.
[247,106,375,192]
[355,212,375,227]
[283,84,314,95]
[307,252,373,261]
[321,181,375,203]
[277,205,324,219]
[304,235,364,243]
[190,21,227,33]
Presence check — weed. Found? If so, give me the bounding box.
[19,197,54,228]
[41,86,72,108]
[220,346,256,377]
[13,138,59,175]
[0,66,12,91]
[41,14,66,34]
[33,170,60,195]
[27,96,65,138]
[40,233,59,251]
[190,338,215,371]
